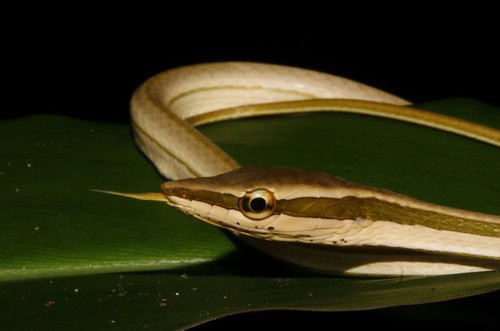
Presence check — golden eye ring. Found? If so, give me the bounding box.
[238,189,276,220]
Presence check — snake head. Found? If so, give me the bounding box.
[160,166,364,243]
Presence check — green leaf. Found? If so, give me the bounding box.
[2,268,499,330]
[1,99,499,329]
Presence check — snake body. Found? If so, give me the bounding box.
[110,62,500,276]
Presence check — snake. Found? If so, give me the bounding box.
[97,62,500,277]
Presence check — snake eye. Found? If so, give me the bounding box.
[239,189,276,220]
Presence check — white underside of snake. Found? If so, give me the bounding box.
[99,62,500,277]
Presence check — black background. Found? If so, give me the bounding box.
[5,17,500,122]
[4,12,498,330]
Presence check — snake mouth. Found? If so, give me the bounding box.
[163,195,274,239]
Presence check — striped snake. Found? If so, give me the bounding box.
[98,62,500,276]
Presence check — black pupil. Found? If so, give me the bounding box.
[250,197,267,212]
